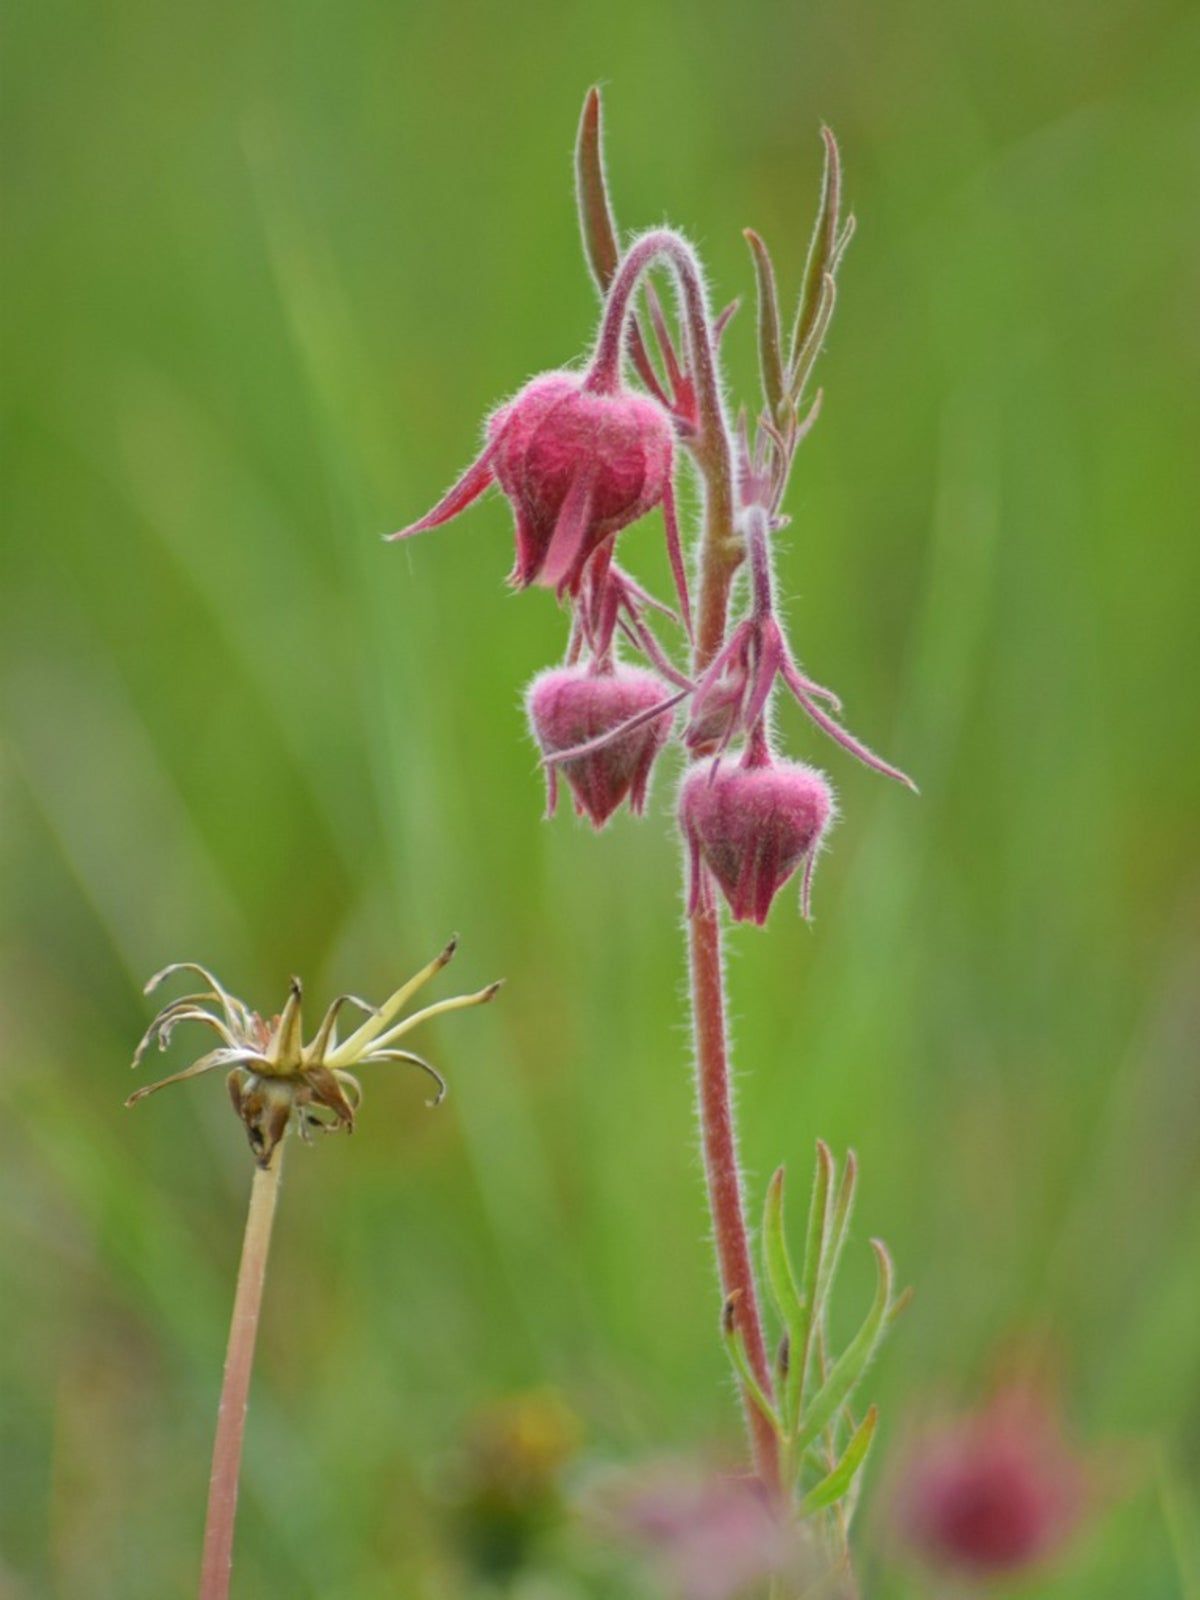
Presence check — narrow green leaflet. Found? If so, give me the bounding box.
[790,272,837,408]
[796,1240,894,1454]
[744,228,787,420]
[792,1141,834,1412]
[789,125,843,371]
[721,1294,783,1436]
[799,1405,878,1516]
[763,1166,805,1336]
[813,1150,857,1326]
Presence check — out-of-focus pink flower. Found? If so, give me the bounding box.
[597,1461,809,1600]
[893,1383,1087,1578]
[391,370,689,619]
[680,739,835,924]
[526,662,679,827]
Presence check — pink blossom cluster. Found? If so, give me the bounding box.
[392,174,912,926]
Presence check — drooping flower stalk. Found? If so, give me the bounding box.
[199,1147,284,1600]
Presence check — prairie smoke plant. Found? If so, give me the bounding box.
[127,940,501,1600]
[390,86,916,1588]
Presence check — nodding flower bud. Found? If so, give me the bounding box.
[526,662,679,829]
[392,371,690,624]
[680,751,834,924]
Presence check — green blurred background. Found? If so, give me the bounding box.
[3,0,1198,1594]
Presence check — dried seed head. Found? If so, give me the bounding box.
[126,949,501,1165]
[680,754,834,925]
[526,662,677,828]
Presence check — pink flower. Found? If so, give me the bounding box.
[894,1384,1087,1577]
[526,662,680,828]
[680,739,834,924]
[596,1461,810,1600]
[391,370,690,623]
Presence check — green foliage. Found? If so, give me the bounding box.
[723,1151,907,1552]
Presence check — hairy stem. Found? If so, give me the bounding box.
[583,215,780,1493]
[689,905,780,1493]
[199,1147,285,1600]
[658,248,779,1495]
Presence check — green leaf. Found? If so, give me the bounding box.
[790,272,836,407]
[798,1405,878,1516]
[796,1240,894,1453]
[744,229,787,420]
[813,1149,857,1325]
[721,1293,783,1436]
[789,125,843,372]
[574,86,620,292]
[792,1141,834,1415]
[763,1166,804,1335]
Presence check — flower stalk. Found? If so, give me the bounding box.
[126,948,500,1598]
[581,207,783,1489]
[389,86,915,1577]
[199,1147,284,1600]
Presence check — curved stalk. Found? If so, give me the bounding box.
[594,228,782,1495]
[199,1146,285,1600]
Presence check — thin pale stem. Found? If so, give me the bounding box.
[199,1146,285,1600]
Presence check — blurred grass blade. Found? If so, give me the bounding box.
[796,1240,894,1452]
[1158,1449,1200,1600]
[798,1405,878,1516]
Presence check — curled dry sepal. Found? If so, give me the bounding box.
[390,87,914,927]
[721,1144,911,1557]
[126,939,502,1165]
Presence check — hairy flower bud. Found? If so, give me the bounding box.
[492,374,675,593]
[526,663,677,828]
[393,371,689,618]
[680,754,834,924]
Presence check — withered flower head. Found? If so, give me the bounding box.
[127,938,501,1165]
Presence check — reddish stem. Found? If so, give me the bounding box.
[593,232,786,1495]
[689,905,781,1493]
[199,1147,284,1600]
